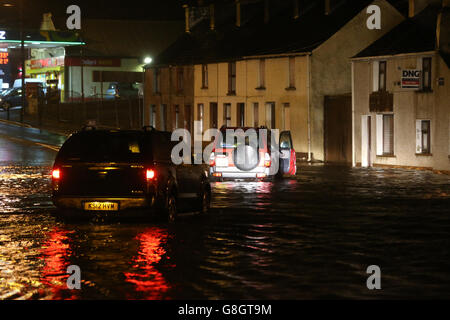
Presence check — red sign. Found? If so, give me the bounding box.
[65,57,121,67]
[0,52,9,65]
[30,57,65,69]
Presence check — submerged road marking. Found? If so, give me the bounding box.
[0,133,60,152]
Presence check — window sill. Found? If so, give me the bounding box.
[255,86,266,91]
[227,92,236,96]
[285,87,296,91]
[201,86,208,90]
[153,92,161,96]
[376,154,396,158]
[416,153,433,157]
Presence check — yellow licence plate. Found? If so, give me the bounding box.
[84,202,119,211]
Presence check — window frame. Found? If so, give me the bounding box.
[228,62,236,95]
[201,64,209,89]
[378,61,387,91]
[422,57,432,91]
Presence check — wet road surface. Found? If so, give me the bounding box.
[0,122,450,299]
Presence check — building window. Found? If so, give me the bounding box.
[378,61,386,91]
[376,114,394,156]
[416,120,431,154]
[202,64,208,88]
[210,102,218,129]
[258,59,265,88]
[153,68,160,94]
[282,103,290,131]
[160,104,167,131]
[224,103,232,127]
[265,102,276,129]
[150,105,156,128]
[287,57,296,89]
[173,105,180,129]
[422,57,432,91]
[184,105,192,132]
[228,62,236,95]
[237,103,245,127]
[176,67,184,93]
[253,103,259,127]
[197,103,204,134]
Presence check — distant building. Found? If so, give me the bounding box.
[144,0,405,162]
[352,3,450,172]
[25,18,183,102]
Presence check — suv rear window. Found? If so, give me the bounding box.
[57,131,149,162]
[218,128,270,150]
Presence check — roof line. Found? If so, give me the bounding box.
[351,50,437,61]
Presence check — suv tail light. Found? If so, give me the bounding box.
[264,153,271,167]
[52,169,61,180]
[209,152,215,167]
[146,169,155,180]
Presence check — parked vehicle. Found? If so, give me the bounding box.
[105,82,141,100]
[209,126,296,181]
[0,87,23,110]
[52,126,211,221]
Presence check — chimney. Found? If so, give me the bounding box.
[183,4,190,33]
[264,0,270,24]
[408,0,415,18]
[40,13,56,31]
[236,1,241,27]
[210,4,215,30]
[293,0,299,19]
[325,0,331,15]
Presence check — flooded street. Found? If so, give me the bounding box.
[1,122,450,299]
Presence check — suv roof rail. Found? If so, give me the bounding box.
[142,126,156,132]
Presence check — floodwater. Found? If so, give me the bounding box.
[0,122,449,299]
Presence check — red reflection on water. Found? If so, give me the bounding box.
[124,228,172,300]
[39,228,76,300]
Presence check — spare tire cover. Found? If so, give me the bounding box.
[233,145,260,171]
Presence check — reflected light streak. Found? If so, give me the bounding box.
[124,228,172,300]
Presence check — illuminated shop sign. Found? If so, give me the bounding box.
[0,31,5,40]
[30,56,65,69]
[0,52,9,65]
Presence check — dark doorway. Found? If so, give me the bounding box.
[324,95,352,164]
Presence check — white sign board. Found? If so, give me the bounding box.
[401,69,421,89]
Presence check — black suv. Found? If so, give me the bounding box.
[52,127,211,221]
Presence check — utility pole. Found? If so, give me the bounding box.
[20,0,25,123]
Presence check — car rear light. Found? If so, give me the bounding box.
[52,169,60,180]
[257,173,267,179]
[209,153,215,167]
[146,169,155,180]
[212,172,222,178]
[264,153,271,167]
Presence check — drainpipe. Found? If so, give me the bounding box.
[351,61,356,167]
[307,54,312,162]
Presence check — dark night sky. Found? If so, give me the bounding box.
[1,0,185,29]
